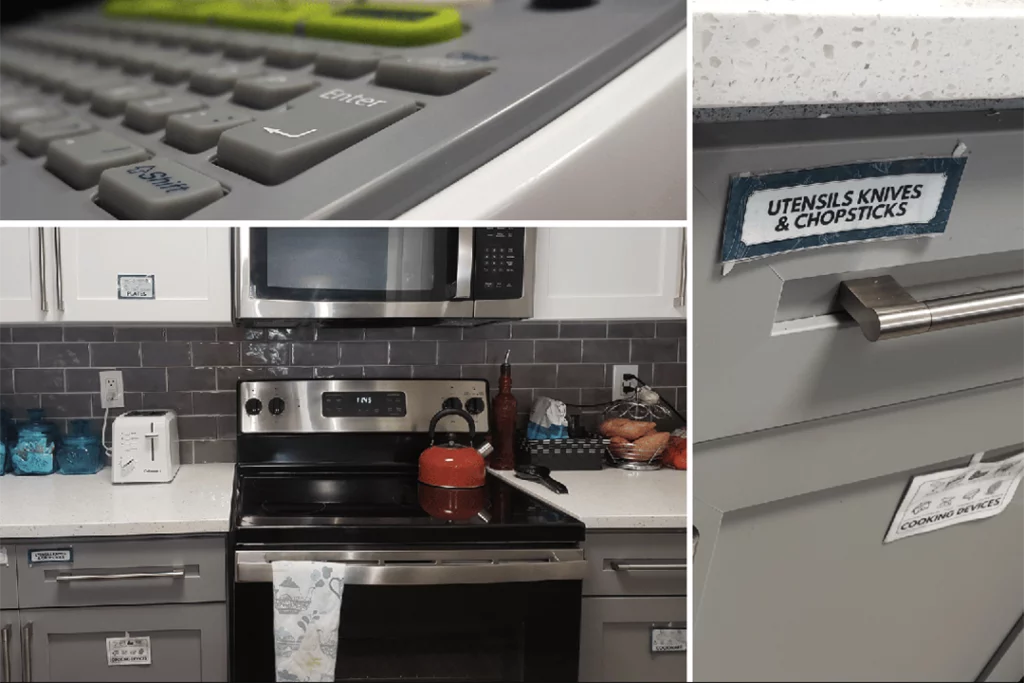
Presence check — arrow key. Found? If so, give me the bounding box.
[232,73,318,110]
[165,106,255,153]
[217,93,417,184]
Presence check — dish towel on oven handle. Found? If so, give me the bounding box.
[272,561,346,682]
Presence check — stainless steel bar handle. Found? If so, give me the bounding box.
[839,276,1024,342]
[55,568,186,583]
[610,561,687,572]
[454,227,474,299]
[37,227,47,313]
[20,622,30,683]
[674,230,686,308]
[1,624,10,683]
[52,227,64,312]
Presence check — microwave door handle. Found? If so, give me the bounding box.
[454,228,474,299]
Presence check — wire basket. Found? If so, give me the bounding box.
[600,395,673,471]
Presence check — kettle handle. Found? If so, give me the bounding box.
[428,409,476,444]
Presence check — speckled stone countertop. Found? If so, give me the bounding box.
[694,0,1024,117]
[0,464,235,539]
[489,467,686,529]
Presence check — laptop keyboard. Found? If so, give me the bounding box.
[0,0,686,220]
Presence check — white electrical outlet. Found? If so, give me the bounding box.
[611,365,639,401]
[99,370,124,409]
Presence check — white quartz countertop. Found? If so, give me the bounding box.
[489,467,686,530]
[0,464,235,539]
[694,0,1024,108]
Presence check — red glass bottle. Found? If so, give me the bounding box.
[491,351,517,470]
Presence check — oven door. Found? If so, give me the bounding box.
[236,227,476,320]
[233,548,585,682]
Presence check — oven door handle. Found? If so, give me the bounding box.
[454,227,474,299]
[236,555,587,585]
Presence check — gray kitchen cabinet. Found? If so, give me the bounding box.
[579,597,686,682]
[693,111,1024,443]
[580,531,686,682]
[1,545,17,609]
[19,603,227,682]
[0,536,228,683]
[1,610,23,683]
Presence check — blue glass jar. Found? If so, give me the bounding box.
[0,409,12,476]
[57,420,104,475]
[11,408,58,475]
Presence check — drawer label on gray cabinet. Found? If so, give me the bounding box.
[118,274,155,300]
[0,546,8,566]
[720,156,967,267]
[27,548,73,564]
[884,449,1024,544]
[651,627,686,653]
[107,636,152,666]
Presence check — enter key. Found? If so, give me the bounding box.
[216,87,418,185]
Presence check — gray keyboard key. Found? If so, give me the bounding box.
[46,131,150,190]
[232,73,318,110]
[265,39,322,68]
[376,56,491,96]
[0,103,65,138]
[124,94,206,133]
[191,62,265,95]
[165,106,254,153]
[314,47,388,80]
[65,73,130,104]
[98,157,224,219]
[17,116,96,157]
[91,83,165,117]
[222,34,268,60]
[153,54,221,84]
[217,88,417,185]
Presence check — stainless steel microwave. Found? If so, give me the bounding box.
[234,227,535,322]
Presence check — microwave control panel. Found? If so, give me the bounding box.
[474,228,524,299]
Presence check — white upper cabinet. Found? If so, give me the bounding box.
[0,227,50,324]
[531,227,685,320]
[0,227,232,325]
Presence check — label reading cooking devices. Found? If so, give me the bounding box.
[107,636,152,666]
[884,449,1024,544]
[651,627,686,653]
[720,156,968,267]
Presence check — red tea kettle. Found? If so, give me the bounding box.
[418,409,494,489]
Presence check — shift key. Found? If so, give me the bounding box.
[98,158,224,219]
[217,87,418,185]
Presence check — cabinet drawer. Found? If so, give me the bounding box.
[583,532,686,597]
[1,545,17,609]
[579,596,686,682]
[694,111,1024,442]
[16,537,225,609]
[20,602,227,682]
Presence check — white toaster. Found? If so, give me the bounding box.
[111,410,180,484]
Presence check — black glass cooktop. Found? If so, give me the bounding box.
[233,469,585,546]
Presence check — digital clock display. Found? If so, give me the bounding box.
[322,392,406,418]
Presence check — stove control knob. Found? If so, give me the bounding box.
[268,397,285,416]
[465,397,485,415]
[442,397,463,411]
[244,398,262,416]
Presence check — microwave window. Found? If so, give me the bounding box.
[251,228,459,302]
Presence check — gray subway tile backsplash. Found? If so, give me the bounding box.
[1,321,684,464]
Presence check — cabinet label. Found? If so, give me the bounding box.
[118,274,155,300]
[0,547,8,566]
[28,548,73,564]
[720,156,967,265]
[884,449,1024,544]
[651,627,686,653]
[107,636,152,666]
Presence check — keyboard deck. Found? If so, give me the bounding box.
[0,1,687,220]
